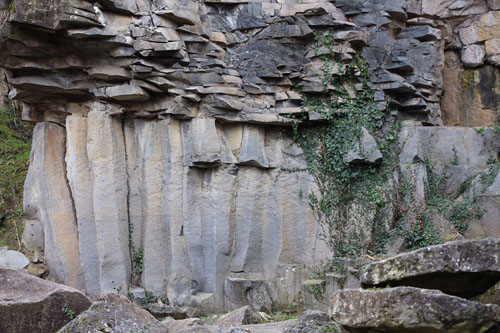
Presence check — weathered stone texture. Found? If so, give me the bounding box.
[361,238,500,298]
[0,267,91,333]
[59,294,164,333]
[23,122,84,289]
[3,0,500,314]
[330,287,500,332]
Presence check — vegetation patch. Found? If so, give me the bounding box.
[399,156,500,250]
[0,105,31,250]
[285,31,400,268]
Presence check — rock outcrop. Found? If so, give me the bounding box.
[361,238,500,298]
[0,267,91,333]
[59,294,165,333]
[1,0,500,314]
[330,287,500,332]
[330,238,500,332]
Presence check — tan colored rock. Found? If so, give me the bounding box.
[65,115,101,297]
[422,0,488,18]
[442,53,500,126]
[87,110,131,294]
[0,267,91,333]
[459,11,500,45]
[23,122,84,289]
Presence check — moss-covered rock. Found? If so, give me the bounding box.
[330,287,500,332]
[361,238,500,298]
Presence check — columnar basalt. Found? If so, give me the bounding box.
[2,0,500,312]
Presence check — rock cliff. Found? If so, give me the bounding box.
[1,0,500,312]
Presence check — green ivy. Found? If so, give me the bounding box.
[399,157,500,250]
[287,31,400,265]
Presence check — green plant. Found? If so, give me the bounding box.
[142,291,158,307]
[451,146,459,166]
[8,0,15,13]
[475,127,485,134]
[399,157,500,249]
[0,105,32,250]
[285,30,400,264]
[62,304,75,321]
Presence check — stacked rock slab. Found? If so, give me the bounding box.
[330,239,500,332]
[2,0,500,314]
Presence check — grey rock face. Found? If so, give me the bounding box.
[59,294,165,333]
[23,122,84,290]
[0,267,91,333]
[3,0,500,315]
[461,44,486,67]
[361,238,500,298]
[330,287,500,332]
[398,125,500,240]
[0,249,29,269]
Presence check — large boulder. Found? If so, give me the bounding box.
[59,294,165,332]
[361,238,500,298]
[330,287,500,332]
[0,267,91,333]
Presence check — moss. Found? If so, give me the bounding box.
[0,105,32,250]
[460,69,478,90]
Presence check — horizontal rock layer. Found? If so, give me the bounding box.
[330,287,500,332]
[361,238,500,298]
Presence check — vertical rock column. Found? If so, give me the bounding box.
[125,119,168,295]
[24,122,84,289]
[87,110,131,294]
[66,115,101,296]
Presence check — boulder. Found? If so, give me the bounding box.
[330,287,500,332]
[0,267,91,333]
[146,304,196,320]
[0,248,29,269]
[163,318,201,332]
[214,306,262,328]
[361,238,500,298]
[224,277,278,312]
[59,294,165,332]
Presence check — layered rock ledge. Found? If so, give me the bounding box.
[330,287,500,333]
[361,238,500,298]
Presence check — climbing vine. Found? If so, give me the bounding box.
[399,156,500,250]
[287,31,400,267]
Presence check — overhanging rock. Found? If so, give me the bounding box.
[361,238,500,298]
